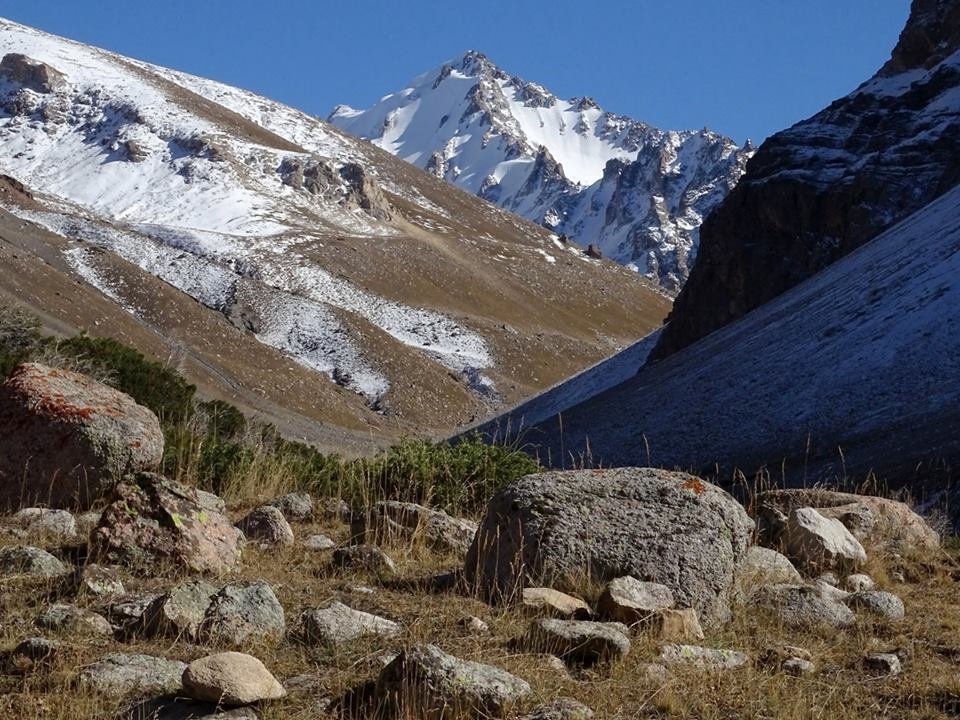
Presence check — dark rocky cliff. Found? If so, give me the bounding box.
[652,0,960,360]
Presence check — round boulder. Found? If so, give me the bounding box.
[465,468,753,626]
[0,363,163,509]
[182,651,285,706]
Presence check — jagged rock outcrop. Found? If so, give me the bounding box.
[0,53,65,93]
[331,51,751,290]
[0,363,164,509]
[653,0,960,357]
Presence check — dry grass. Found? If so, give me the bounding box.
[1,503,959,720]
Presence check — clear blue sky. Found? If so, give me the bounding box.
[0,1,910,143]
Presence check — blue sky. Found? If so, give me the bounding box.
[0,1,909,143]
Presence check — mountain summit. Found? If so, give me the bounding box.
[330,52,753,291]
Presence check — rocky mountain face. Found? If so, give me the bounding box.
[0,18,670,452]
[330,52,753,291]
[652,0,960,359]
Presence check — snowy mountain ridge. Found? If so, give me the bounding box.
[331,51,753,290]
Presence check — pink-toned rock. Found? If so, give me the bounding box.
[90,473,242,575]
[0,363,163,509]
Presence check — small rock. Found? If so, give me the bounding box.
[737,546,803,591]
[376,644,531,718]
[346,583,376,595]
[332,544,396,575]
[458,615,490,635]
[843,573,876,592]
[79,653,186,698]
[182,651,285,706]
[524,618,631,665]
[814,579,851,602]
[783,657,816,676]
[864,652,902,676]
[199,581,285,646]
[143,579,216,640]
[520,698,594,720]
[268,491,314,521]
[236,506,294,547]
[844,590,905,621]
[649,608,705,642]
[37,603,113,636]
[102,592,162,635]
[597,576,675,623]
[783,508,867,573]
[303,534,336,551]
[753,584,855,630]
[659,644,749,670]
[300,602,400,645]
[522,587,592,619]
[9,636,61,672]
[77,563,125,599]
[13,508,76,538]
[0,545,69,578]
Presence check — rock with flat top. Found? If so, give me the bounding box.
[78,653,186,698]
[300,602,400,645]
[659,644,748,670]
[597,576,674,623]
[523,618,631,665]
[522,587,592,619]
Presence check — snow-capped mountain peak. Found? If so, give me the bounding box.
[330,52,753,290]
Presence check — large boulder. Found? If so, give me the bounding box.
[0,364,164,509]
[783,508,867,573]
[755,489,939,553]
[89,473,242,575]
[0,54,66,93]
[374,644,531,718]
[465,468,753,626]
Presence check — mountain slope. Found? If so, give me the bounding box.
[483,182,960,486]
[653,0,960,358]
[0,18,670,452]
[330,52,753,291]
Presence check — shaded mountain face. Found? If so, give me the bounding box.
[0,19,670,452]
[330,52,753,292]
[652,0,960,359]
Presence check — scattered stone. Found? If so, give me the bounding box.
[9,637,61,672]
[844,573,876,592]
[458,615,490,635]
[101,592,162,635]
[520,698,594,720]
[77,563,125,599]
[524,618,631,665]
[737,546,802,592]
[814,580,851,603]
[752,584,855,630]
[143,579,216,640]
[522,587,592,619]
[659,644,749,670]
[79,653,186,698]
[649,608,705,642]
[0,545,69,578]
[300,602,400,645]
[303,534,336,551]
[597,576,675,623]
[354,501,478,556]
[12,508,76,537]
[636,662,670,684]
[783,508,867,573]
[90,473,242,574]
[332,544,396,575]
[236,506,294,547]
[268,492,314,521]
[0,363,164,509]
[37,603,113,636]
[200,581,285,646]
[182,652,285,706]
[375,644,531,718]
[783,657,816,676]
[864,652,902,676]
[844,590,905,621]
[466,468,753,627]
